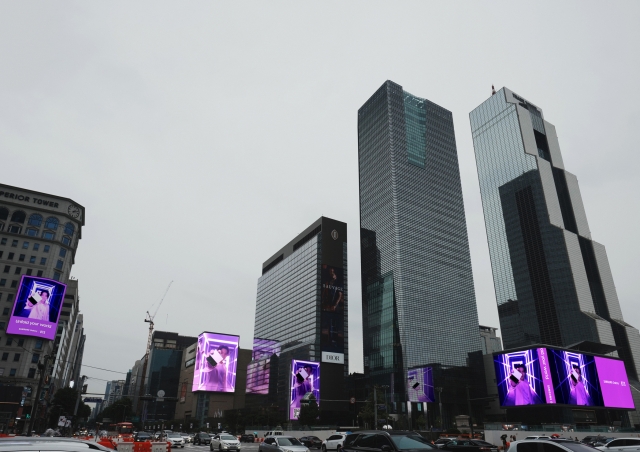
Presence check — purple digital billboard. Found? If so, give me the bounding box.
[6,276,67,340]
[290,359,320,420]
[192,332,239,393]
[407,367,435,402]
[494,347,634,409]
[246,338,280,395]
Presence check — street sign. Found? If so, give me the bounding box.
[350,397,356,404]
[83,397,103,403]
[377,404,386,411]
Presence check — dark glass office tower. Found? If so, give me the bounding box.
[250,217,348,423]
[358,81,481,405]
[470,88,640,419]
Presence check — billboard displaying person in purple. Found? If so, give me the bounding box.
[290,360,320,420]
[6,276,67,340]
[192,332,239,393]
[494,349,544,406]
[407,367,435,402]
[320,265,345,354]
[548,349,603,407]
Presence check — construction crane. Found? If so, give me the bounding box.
[137,281,173,414]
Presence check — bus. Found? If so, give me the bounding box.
[115,422,134,439]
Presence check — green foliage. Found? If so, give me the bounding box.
[48,388,92,428]
[97,397,133,423]
[415,414,426,430]
[357,387,391,429]
[297,396,319,427]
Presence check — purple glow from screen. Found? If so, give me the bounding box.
[192,332,239,393]
[407,367,434,402]
[290,359,320,420]
[6,276,67,341]
[537,348,556,404]
[595,356,635,409]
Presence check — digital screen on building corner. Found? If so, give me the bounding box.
[6,276,67,340]
[494,347,634,409]
[290,359,320,420]
[192,332,239,393]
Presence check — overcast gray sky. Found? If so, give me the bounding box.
[1,1,639,397]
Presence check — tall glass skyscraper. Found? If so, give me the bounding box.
[470,88,640,412]
[358,81,481,403]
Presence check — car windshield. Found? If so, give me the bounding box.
[278,438,302,446]
[169,434,182,438]
[222,435,236,440]
[391,435,436,450]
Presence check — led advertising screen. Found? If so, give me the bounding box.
[407,366,435,402]
[320,265,345,354]
[246,338,280,395]
[6,276,67,340]
[192,332,239,393]
[494,347,634,409]
[290,359,320,420]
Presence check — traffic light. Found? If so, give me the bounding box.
[25,414,31,419]
[82,385,88,394]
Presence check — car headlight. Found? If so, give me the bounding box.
[223,444,229,449]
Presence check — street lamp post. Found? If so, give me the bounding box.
[381,385,389,429]
[436,387,443,430]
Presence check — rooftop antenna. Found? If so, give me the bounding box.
[491,85,496,96]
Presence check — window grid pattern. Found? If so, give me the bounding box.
[359,81,481,394]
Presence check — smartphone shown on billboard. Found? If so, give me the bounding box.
[6,276,67,340]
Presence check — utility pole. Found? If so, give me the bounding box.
[27,354,51,436]
[436,387,443,430]
[466,385,474,438]
[373,386,377,430]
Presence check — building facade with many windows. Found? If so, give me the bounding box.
[470,87,640,423]
[358,81,481,409]
[0,184,85,432]
[249,216,348,423]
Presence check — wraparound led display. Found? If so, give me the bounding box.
[6,276,67,340]
[290,359,320,420]
[407,366,434,402]
[494,347,634,409]
[192,332,239,393]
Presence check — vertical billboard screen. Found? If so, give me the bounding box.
[192,332,239,393]
[407,366,435,402]
[290,359,320,420]
[494,347,634,409]
[6,276,67,340]
[246,338,280,395]
[320,265,345,354]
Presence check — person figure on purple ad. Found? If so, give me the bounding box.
[20,288,51,321]
[504,364,542,406]
[203,345,229,391]
[568,365,593,406]
[293,365,315,407]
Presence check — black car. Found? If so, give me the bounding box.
[242,434,257,443]
[342,430,436,452]
[300,437,323,449]
[135,432,154,442]
[194,432,212,445]
[441,439,498,452]
[434,439,454,449]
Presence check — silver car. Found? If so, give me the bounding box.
[211,434,242,451]
[0,437,115,452]
[260,436,310,452]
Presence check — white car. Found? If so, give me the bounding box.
[322,433,348,452]
[167,433,185,448]
[596,438,640,452]
[211,433,242,451]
